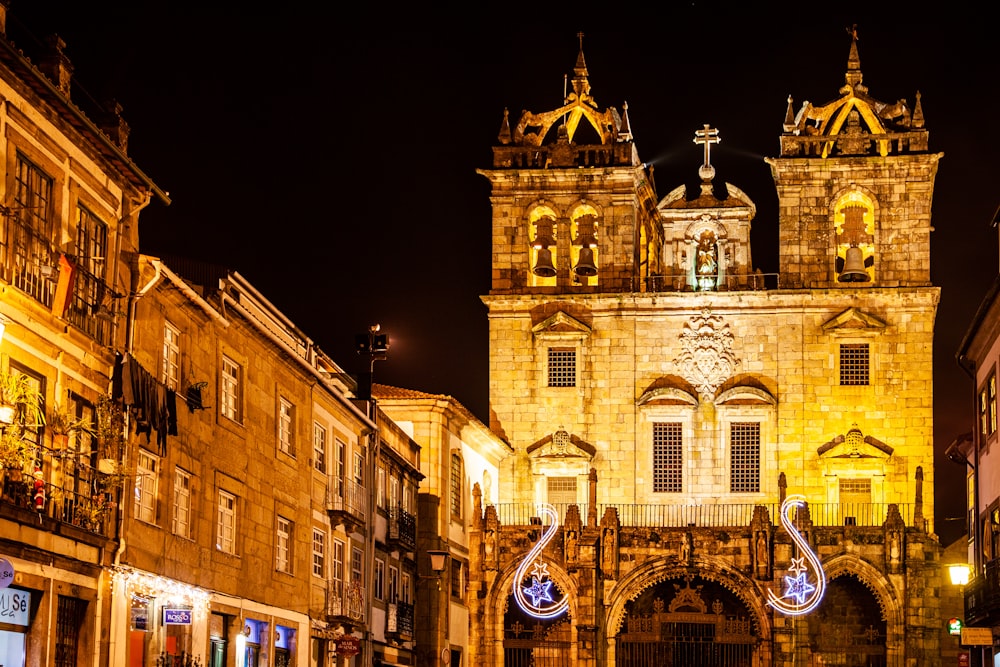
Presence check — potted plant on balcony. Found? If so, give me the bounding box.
[47,404,96,449]
[0,371,44,481]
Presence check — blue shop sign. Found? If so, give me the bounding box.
[163,608,193,625]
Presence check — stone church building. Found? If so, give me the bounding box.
[469,33,943,666]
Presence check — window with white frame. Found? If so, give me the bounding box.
[134,449,158,523]
[162,321,180,390]
[312,528,326,578]
[374,558,385,601]
[172,467,192,538]
[353,450,365,486]
[220,356,242,422]
[388,565,399,603]
[377,465,386,509]
[278,397,295,456]
[217,490,237,554]
[839,343,870,386]
[332,539,345,594]
[276,515,292,573]
[313,422,327,473]
[980,370,997,440]
[652,422,683,493]
[334,439,346,497]
[389,475,399,511]
[401,573,412,604]
[351,546,363,584]
[729,422,760,493]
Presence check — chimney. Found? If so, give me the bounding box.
[39,34,74,96]
[99,99,131,153]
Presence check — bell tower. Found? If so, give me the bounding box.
[478,34,659,296]
[767,29,940,288]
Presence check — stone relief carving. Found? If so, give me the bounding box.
[673,308,740,398]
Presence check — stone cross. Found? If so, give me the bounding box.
[694,124,721,168]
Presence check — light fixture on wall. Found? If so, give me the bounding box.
[948,563,971,587]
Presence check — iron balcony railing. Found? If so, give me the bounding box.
[387,601,414,638]
[327,580,366,623]
[490,502,922,530]
[389,506,416,552]
[965,558,1000,626]
[325,479,367,524]
[0,474,118,539]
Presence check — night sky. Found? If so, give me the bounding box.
[10,3,999,544]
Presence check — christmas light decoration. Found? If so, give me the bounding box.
[767,495,826,615]
[512,503,569,619]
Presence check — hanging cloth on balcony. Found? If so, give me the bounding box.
[51,254,76,318]
[112,352,177,455]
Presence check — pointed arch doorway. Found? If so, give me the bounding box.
[615,575,758,667]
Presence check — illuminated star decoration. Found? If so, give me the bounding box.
[766,495,827,615]
[511,503,570,620]
[522,571,555,606]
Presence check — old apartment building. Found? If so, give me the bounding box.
[471,33,943,665]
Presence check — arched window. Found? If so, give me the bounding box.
[528,207,558,286]
[570,205,600,284]
[833,191,875,283]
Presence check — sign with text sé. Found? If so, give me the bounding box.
[0,588,31,626]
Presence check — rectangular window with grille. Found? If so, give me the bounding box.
[547,347,576,387]
[839,343,869,385]
[450,452,462,518]
[71,206,110,341]
[652,422,683,493]
[547,476,577,505]
[54,595,87,667]
[730,422,760,493]
[135,449,158,524]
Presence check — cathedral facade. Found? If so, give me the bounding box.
[470,34,943,666]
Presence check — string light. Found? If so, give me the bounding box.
[512,503,569,619]
[766,495,826,615]
[112,566,211,619]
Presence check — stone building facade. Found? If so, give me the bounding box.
[471,34,944,666]
[114,255,421,667]
[0,4,169,665]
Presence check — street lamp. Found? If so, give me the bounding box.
[426,550,449,574]
[948,563,971,587]
[355,323,389,403]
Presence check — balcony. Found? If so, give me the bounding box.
[645,272,780,293]
[326,479,367,533]
[387,601,414,640]
[388,506,416,553]
[1,473,118,541]
[327,580,366,627]
[490,501,921,529]
[966,558,1000,626]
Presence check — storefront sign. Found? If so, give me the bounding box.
[0,558,13,589]
[131,606,148,631]
[163,608,193,625]
[0,588,30,626]
[961,627,992,646]
[336,636,360,656]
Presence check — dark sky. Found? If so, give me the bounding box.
[10,3,999,543]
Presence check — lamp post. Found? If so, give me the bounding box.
[356,324,388,667]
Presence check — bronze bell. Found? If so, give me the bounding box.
[533,248,556,277]
[575,247,598,277]
[839,246,870,282]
